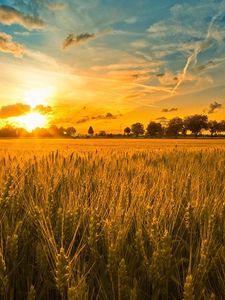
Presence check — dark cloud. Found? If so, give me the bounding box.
[92,112,121,120]
[34,105,52,114]
[156,116,167,120]
[161,107,178,112]
[156,73,165,77]
[76,116,90,124]
[0,31,25,56]
[62,33,96,49]
[0,103,30,119]
[0,5,45,30]
[76,112,122,124]
[207,101,222,114]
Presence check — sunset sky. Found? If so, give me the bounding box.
[0,0,225,132]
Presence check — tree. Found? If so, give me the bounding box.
[218,120,225,133]
[99,130,106,136]
[0,125,17,137]
[48,125,60,137]
[124,127,131,135]
[131,122,145,137]
[88,126,94,136]
[58,126,66,136]
[166,117,184,137]
[146,122,163,137]
[208,120,219,136]
[66,127,76,137]
[184,115,208,137]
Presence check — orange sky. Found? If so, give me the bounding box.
[0,1,225,133]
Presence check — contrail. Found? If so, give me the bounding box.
[171,4,224,96]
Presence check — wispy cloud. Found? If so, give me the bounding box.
[124,16,138,24]
[48,2,65,11]
[62,33,96,49]
[14,31,30,36]
[0,102,53,119]
[0,32,25,57]
[207,101,222,114]
[76,112,122,124]
[0,5,45,30]
[34,105,52,115]
[0,103,30,119]
[161,108,178,113]
[171,3,225,95]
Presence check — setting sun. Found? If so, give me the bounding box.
[24,88,52,108]
[12,112,48,131]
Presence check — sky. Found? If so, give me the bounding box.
[0,0,225,132]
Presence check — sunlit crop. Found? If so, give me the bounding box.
[0,139,224,299]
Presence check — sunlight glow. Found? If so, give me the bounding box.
[13,112,48,132]
[24,88,52,108]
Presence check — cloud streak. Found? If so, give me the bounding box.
[0,32,25,57]
[76,112,122,124]
[0,5,45,30]
[161,108,178,113]
[0,103,53,119]
[34,105,52,115]
[171,6,223,95]
[62,33,96,49]
[0,103,30,119]
[207,101,222,114]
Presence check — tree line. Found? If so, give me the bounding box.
[0,114,225,138]
[127,115,225,138]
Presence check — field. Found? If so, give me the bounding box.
[0,139,225,300]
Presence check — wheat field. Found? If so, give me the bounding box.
[0,139,225,300]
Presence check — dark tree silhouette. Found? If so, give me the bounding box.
[131,122,145,137]
[66,127,76,137]
[0,125,17,137]
[146,122,163,137]
[88,126,94,136]
[219,120,225,133]
[99,130,106,136]
[124,126,131,135]
[166,117,184,137]
[58,126,66,136]
[184,115,208,137]
[48,125,60,137]
[208,120,220,136]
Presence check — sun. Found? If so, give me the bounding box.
[13,112,48,132]
[24,88,52,108]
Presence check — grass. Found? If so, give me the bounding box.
[0,139,225,299]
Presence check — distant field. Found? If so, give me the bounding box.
[0,138,225,153]
[0,139,224,299]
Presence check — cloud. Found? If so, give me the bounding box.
[124,16,138,24]
[156,73,165,77]
[0,5,45,30]
[76,116,90,124]
[14,31,30,36]
[156,116,167,121]
[76,112,121,124]
[0,103,30,119]
[171,4,225,95]
[207,101,222,114]
[48,2,65,11]
[161,108,178,113]
[0,103,53,119]
[34,105,52,114]
[92,112,121,120]
[0,32,25,57]
[62,33,96,49]
[130,39,149,49]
